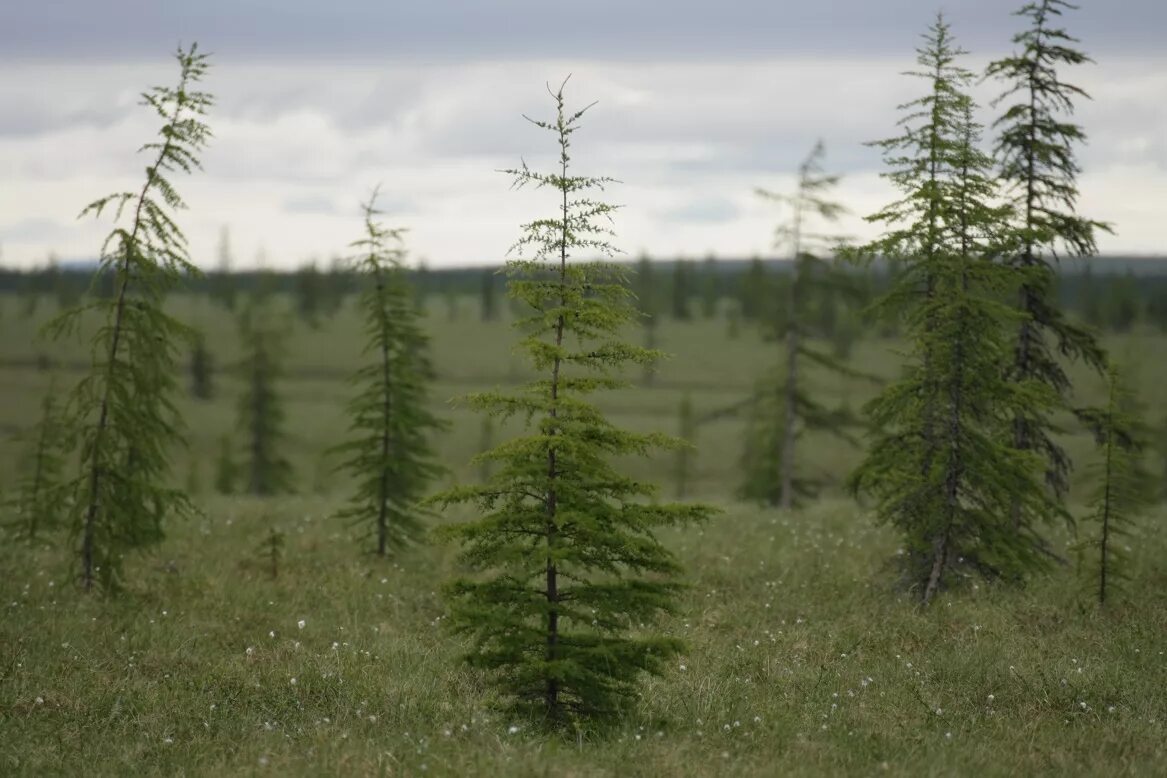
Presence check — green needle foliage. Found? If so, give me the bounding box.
[986,0,1110,509]
[6,381,68,543]
[330,190,446,557]
[751,141,862,508]
[236,300,295,496]
[849,18,1058,604]
[1076,365,1156,606]
[46,44,211,592]
[430,78,713,724]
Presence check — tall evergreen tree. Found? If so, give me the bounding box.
[46,45,211,591]
[330,190,446,556]
[986,0,1110,514]
[189,332,213,400]
[849,18,1057,604]
[753,141,860,508]
[236,300,295,496]
[430,79,712,723]
[1076,365,1155,605]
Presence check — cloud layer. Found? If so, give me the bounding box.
[2,8,1164,269]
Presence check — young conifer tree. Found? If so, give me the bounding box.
[190,332,213,399]
[986,0,1110,515]
[47,45,211,591]
[6,381,68,543]
[330,190,446,556]
[752,141,860,508]
[849,18,1058,603]
[1077,365,1155,605]
[236,300,295,496]
[430,79,712,723]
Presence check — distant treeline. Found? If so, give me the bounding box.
[3,255,1167,333]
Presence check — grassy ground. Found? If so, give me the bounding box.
[1,292,1166,775]
[2,499,1165,776]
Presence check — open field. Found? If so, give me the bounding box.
[1,292,1166,776]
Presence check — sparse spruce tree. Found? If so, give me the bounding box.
[736,380,782,505]
[986,0,1110,515]
[236,300,295,496]
[430,80,713,723]
[211,226,237,311]
[329,190,446,556]
[752,141,861,508]
[849,18,1058,603]
[46,45,211,591]
[481,268,499,322]
[671,259,694,321]
[1076,365,1155,605]
[739,256,769,322]
[700,254,720,319]
[213,434,237,495]
[5,381,68,543]
[190,332,213,400]
[294,260,325,328]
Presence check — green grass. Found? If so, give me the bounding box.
[2,499,1165,776]
[1,292,1166,775]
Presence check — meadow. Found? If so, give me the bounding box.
[1,292,1165,776]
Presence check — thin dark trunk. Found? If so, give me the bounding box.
[1098,403,1114,606]
[779,195,804,510]
[81,152,173,588]
[1011,13,1046,529]
[544,136,569,718]
[376,264,393,557]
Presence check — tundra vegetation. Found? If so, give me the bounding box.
[1,2,1165,774]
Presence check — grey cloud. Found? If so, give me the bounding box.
[0,217,74,242]
[1,1,1161,62]
[282,194,339,215]
[658,197,742,224]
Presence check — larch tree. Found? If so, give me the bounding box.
[46,45,211,591]
[986,0,1110,518]
[430,78,713,724]
[236,299,295,496]
[849,17,1058,604]
[1076,365,1156,606]
[750,141,861,508]
[330,189,446,557]
[5,380,68,543]
[189,332,213,400]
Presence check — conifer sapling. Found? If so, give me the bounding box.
[329,189,446,556]
[430,78,713,723]
[47,44,212,591]
[986,0,1110,515]
[1077,365,1155,605]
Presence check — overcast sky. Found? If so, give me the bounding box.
[1,0,1164,269]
